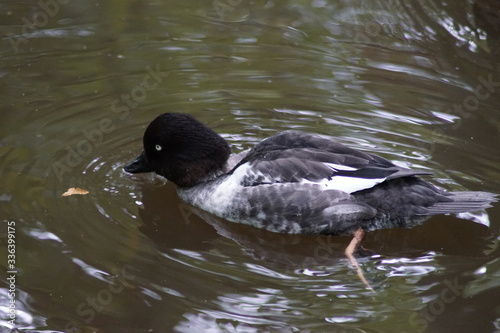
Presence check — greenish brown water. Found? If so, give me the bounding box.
[1,1,500,332]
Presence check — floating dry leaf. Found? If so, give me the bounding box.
[62,187,89,197]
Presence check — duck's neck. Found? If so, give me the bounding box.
[224,150,250,173]
[173,144,231,188]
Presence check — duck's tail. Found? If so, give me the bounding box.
[425,191,497,215]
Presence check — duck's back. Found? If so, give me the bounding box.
[180,131,495,235]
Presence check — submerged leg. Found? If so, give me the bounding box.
[345,228,375,292]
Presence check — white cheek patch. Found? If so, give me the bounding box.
[302,176,386,194]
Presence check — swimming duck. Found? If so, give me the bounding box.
[125,113,496,289]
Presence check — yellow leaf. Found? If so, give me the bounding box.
[62,187,89,197]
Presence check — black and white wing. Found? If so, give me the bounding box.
[229,130,430,193]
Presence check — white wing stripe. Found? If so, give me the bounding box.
[324,163,358,171]
[302,176,386,193]
[232,162,384,193]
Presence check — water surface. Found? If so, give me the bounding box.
[1,1,500,332]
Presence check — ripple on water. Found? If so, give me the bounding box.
[2,1,499,332]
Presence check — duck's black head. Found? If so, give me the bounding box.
[124,113,231,187]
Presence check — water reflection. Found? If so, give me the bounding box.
[1,0,500,332]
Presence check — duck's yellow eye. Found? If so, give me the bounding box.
[155,144,162,151]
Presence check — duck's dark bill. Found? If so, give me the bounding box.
[124,151,153,174]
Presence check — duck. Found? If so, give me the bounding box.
[124,113,496,290]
